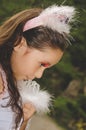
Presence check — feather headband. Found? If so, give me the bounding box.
[17,80,53,114]
[23,5,76,34]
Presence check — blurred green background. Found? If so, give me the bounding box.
[0,0,86,130]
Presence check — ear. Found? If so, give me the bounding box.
[13,37,29,54]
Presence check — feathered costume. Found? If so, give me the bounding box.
[17,80,52,114]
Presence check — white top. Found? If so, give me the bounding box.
[0,66,21,130]
[0,91,16,130]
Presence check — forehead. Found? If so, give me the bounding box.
[29,47,63,65]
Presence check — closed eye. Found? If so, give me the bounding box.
[41,62,50,68]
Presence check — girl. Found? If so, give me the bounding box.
[0,5,76,130]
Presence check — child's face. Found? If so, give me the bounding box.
[11,38,63,80]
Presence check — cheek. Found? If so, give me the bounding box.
[12,52,40,76]
[25,61,40,75]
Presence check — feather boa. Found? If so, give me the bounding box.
[17,80,53,114]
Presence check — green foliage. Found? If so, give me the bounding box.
[52,95,86,129]
[56,52,84,78]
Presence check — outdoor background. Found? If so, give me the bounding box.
[0,0,86,130]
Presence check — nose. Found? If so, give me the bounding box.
[35,67,45,79]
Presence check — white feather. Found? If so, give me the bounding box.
[17,80,53,114]
[40,5,76,34]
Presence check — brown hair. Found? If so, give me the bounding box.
[0,7,69,129]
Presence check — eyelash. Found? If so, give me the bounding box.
[40,63,49,67]
[40,63,45,67]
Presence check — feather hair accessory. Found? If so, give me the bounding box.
[23,5,76,34]
[17,80,53,114]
